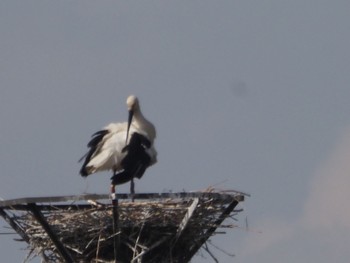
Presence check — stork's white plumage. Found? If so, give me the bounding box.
[79,95,157,193]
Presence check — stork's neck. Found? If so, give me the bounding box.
[133,109,156,142]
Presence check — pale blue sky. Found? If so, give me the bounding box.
[1,1,350,262]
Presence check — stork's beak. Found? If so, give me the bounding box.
[126,109,133,144]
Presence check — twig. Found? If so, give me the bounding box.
[207,240,235,257]
[203,242,219,263]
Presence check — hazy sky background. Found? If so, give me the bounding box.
[1,1,350,262]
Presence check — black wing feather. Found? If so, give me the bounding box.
[79,129,109,177]
[88,130,109,147]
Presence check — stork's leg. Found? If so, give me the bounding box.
[110,182,120,260]
[110,171,117,197]
[130,179,135,202]
[110,184,116,196]
[110,172,118,223]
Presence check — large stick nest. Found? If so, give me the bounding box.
[7,192,244,262]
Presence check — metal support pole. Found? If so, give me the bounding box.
[27,203,74,263]
[174,198,199,241]
[183,197,240,262]
[0,208,30,243]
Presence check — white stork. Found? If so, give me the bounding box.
[79,95,157,195]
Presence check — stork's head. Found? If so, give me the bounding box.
[126,95,139,144]
[126,95,139,111]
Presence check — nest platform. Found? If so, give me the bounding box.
[0,191,246,262]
